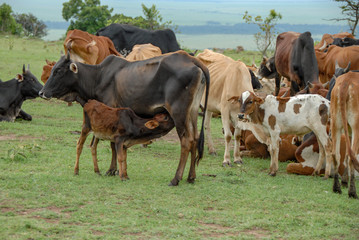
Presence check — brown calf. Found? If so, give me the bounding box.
[75,100,174,179]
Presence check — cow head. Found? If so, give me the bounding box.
[41,59,56,84]
[237,91,264,123]
[16,64,43,100]
[258,56,276,79]
[39,52,80,103]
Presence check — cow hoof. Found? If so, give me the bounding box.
[322,176,328,180]
[120,177,129,181]
[105,169,118,176]
[95,172,102,176]
[268,172,276,177]
[222,162,232,167]
[74,172,79,176]
[168,181,179,187]
[209,151,217,156]
[234,160,243,165]
[348,192,358,199]
[333,185,342,194]
[187,178,195,184]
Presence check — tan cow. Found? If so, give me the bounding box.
[197,49,253,166]
[126,43,162,61]
[64,29,122,64]
[330,71,359,198]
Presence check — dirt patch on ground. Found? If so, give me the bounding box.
[0,134,39,141]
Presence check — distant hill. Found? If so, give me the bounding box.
[44,21,349,36]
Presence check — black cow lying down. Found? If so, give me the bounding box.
[96,23,181,54]
[39,50,210,186]
[0,65,42,122]
[75,100,175,179]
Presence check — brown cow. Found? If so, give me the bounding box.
[330,71,359,198]
[239,130,298,162]
[197,49,253,166]
[315,45,359,83]
[75,100,174,179]
[41,59,56,84]
[64,29,122,64]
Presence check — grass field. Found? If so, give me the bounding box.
[0,36,358,239]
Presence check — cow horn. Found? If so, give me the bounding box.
[318,40,327,51]
[335,60,340,69]
[344,61,351,73]
[27,64,30,71]
[66,51,70,60]
[322,81,330,89]
[308,82,313,88]
[22,64,25,74]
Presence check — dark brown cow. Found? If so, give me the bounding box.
[75,100,174,179]
[274,31,319,95]
[64,29,122,64]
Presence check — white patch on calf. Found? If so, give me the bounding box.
[301,145,320,169]
[242,91,251,104]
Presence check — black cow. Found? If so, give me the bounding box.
[39,51,210,186]
[330,37,359,48]
[96,24,181,54]
[248,69,262,90]
[0,65,42,122]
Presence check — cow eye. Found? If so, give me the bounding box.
[248,100,253,104]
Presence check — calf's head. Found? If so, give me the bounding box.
[17,64,43,100]
[39,52,80,102]
[235,91,264,123]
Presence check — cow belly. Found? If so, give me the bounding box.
[93,132,115,141]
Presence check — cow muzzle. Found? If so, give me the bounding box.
[39,90,51,100]
[238,113,249,122]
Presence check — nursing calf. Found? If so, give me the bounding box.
[75,100,174,179]
[237,91,332,176]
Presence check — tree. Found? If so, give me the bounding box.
[0,3,22,35]
[62,0,113,34]
[243,9,282,56]
[108,4,177,32]
[14,13,47,38]
[330,0,359,36]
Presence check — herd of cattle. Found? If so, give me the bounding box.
[1,24,359,198]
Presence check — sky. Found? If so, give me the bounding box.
[1,0,346,26]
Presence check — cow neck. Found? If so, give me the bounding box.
[76,64,101,102]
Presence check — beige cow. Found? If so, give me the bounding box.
[197,49,253,166]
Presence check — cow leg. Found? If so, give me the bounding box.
[222,114,233,167]
[188,111,200,184]
[313,130,332,179]
[341,164,349,188]
[348,133,359,198]
[106,142,118,176]
[170,135,192,186]
[286,163,315,175]
[268,135,280,176]
[204,110,217,155]
[233,127,243,164]
[74,127,90,175]
[331,129,342,194]
[90,137,101,175]
[115,140,129,181]
[17,109,32,121]
[274,73,281,96]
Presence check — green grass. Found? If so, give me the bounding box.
[1,36,359,239]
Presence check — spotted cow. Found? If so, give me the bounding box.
[237,91,332,176]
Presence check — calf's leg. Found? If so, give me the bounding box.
[74,127,90,175]
[90,137,101,175]
[106,142,118,176]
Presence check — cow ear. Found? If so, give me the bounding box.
[16,74,23,82]
[144,120,160,129]
[228,96,240,104]
[69,63,78,73]
[255,96,264,104]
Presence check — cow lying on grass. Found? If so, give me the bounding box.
[236,91,332,177]
[75,100,174,179]
[0,65,42,122]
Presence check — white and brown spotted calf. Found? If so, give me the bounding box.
[75,100,174,180]
[237,91,333,176]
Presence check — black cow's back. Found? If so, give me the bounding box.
[96,24,180,54]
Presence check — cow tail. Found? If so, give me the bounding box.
[194,59,210,165]
[339,85,359,173]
